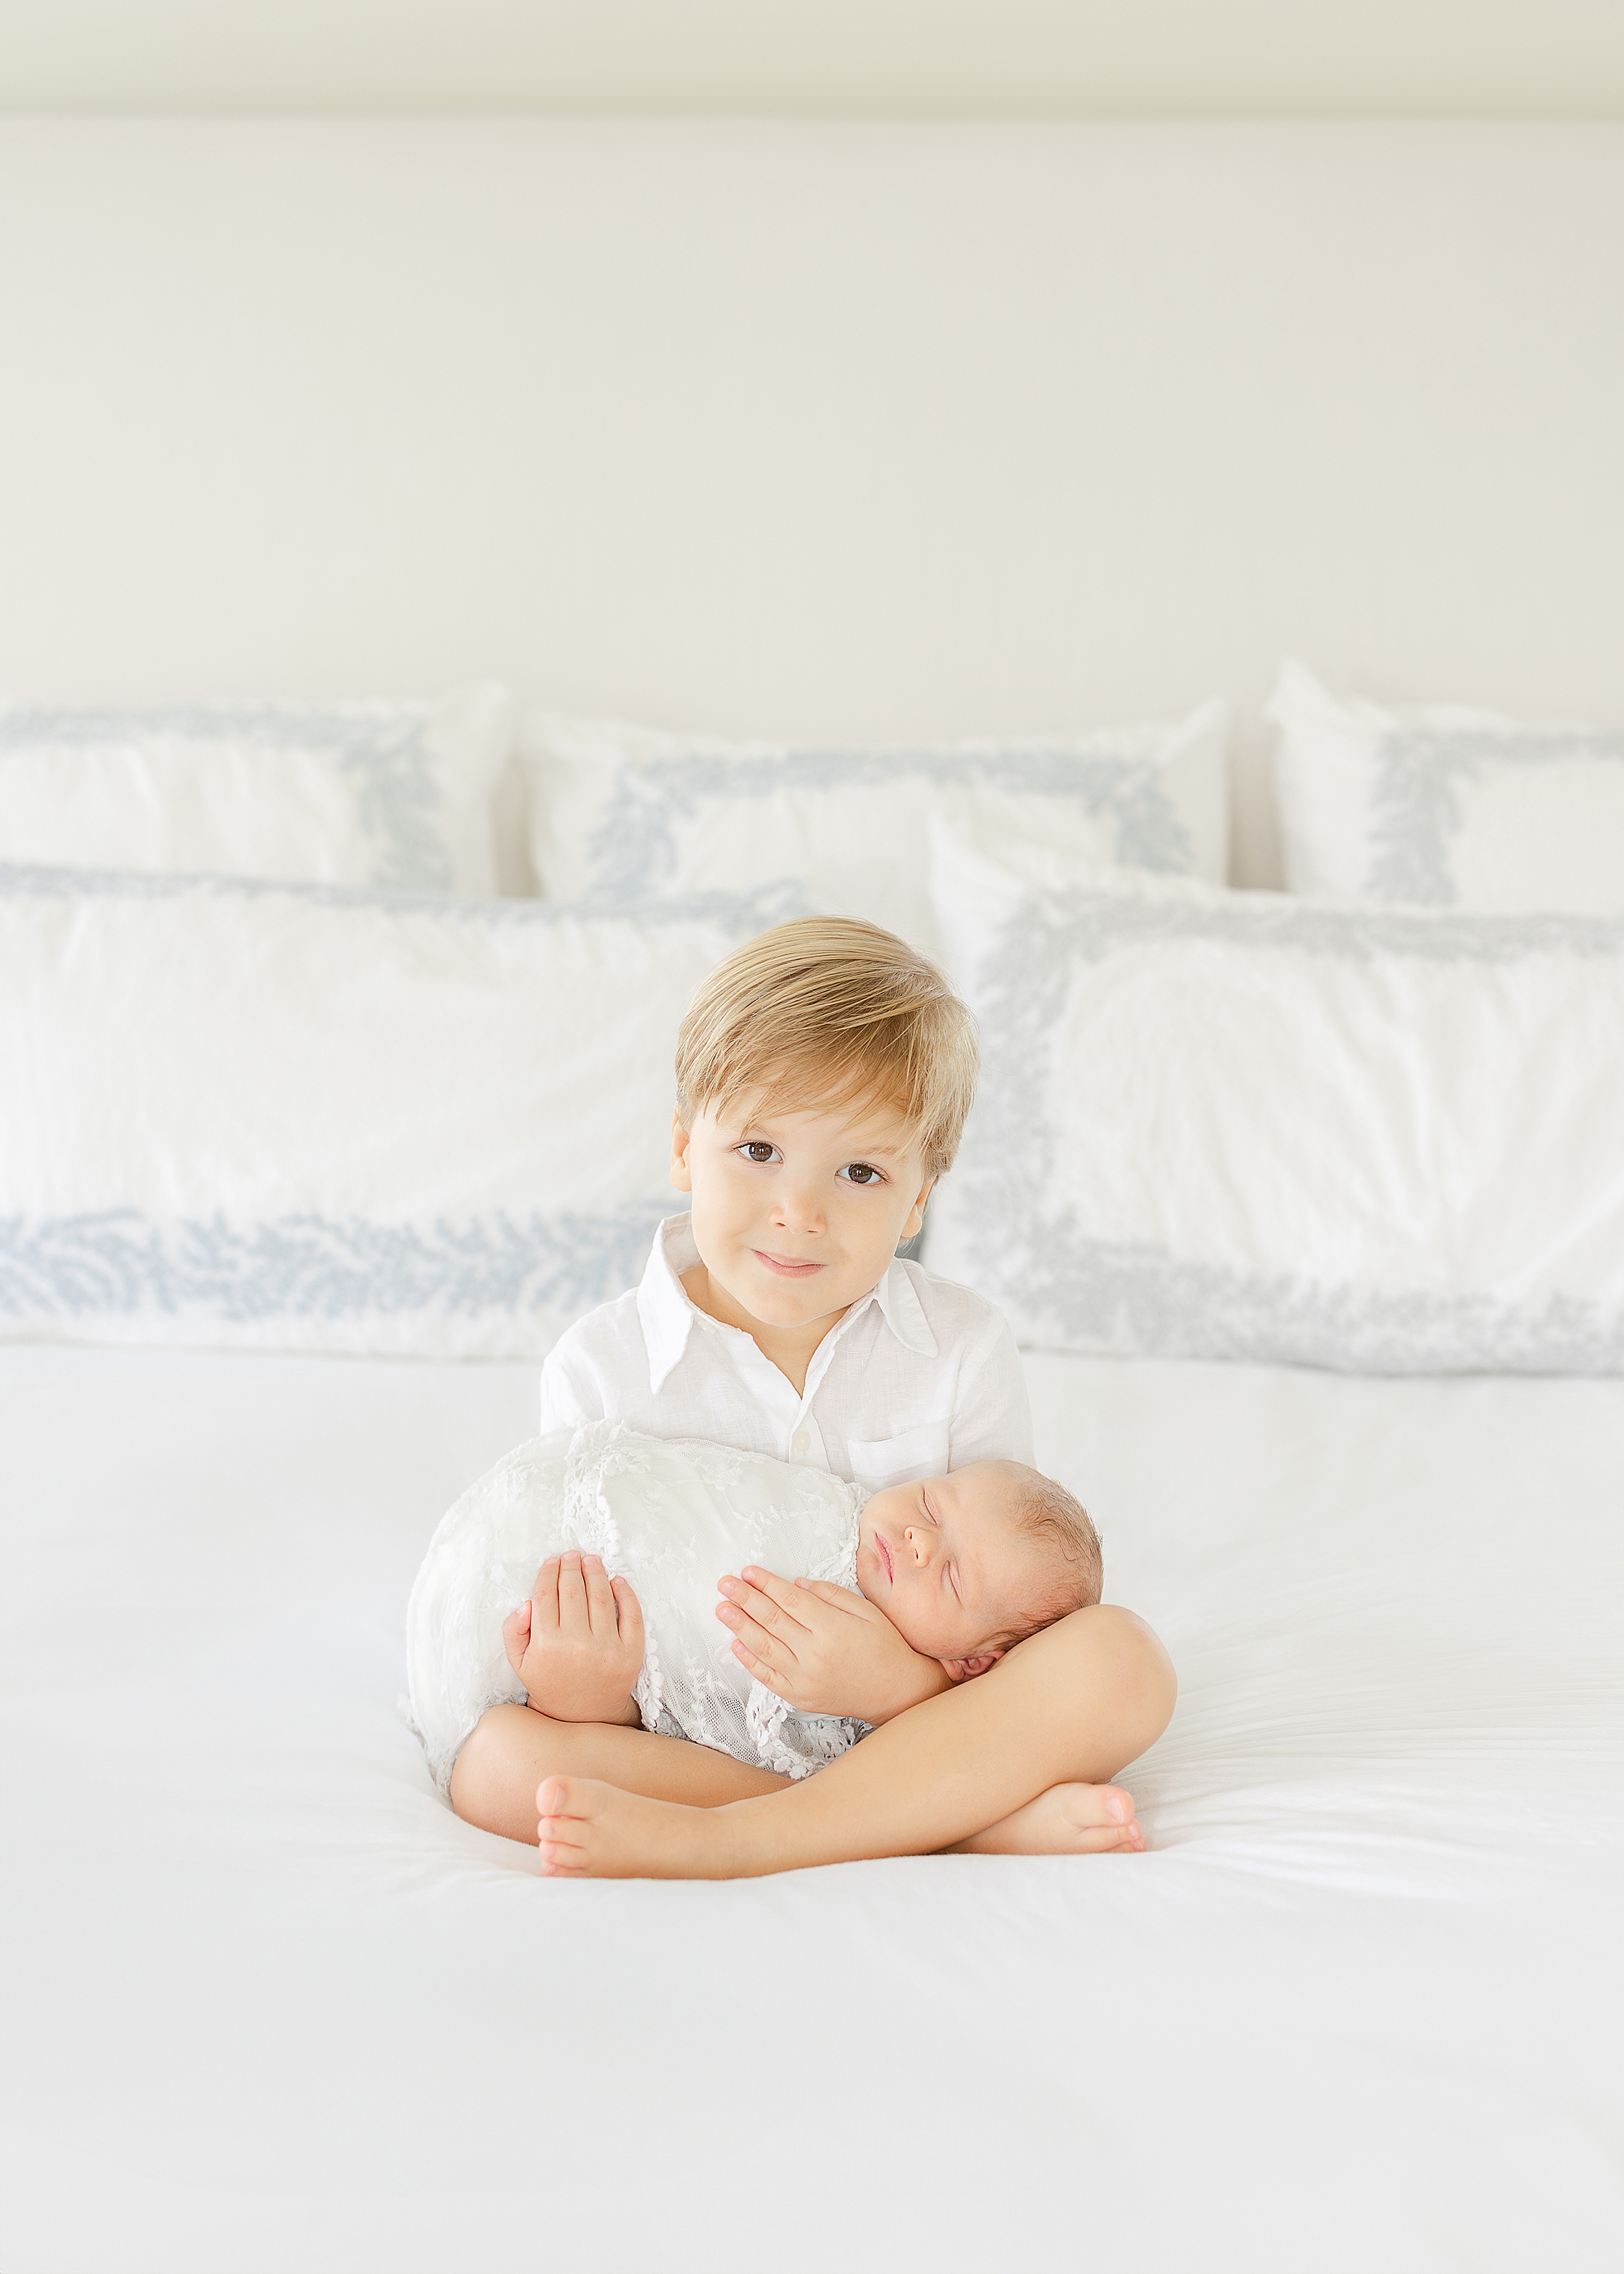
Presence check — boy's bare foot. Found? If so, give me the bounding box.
[949,1782,1145,1857]
[535,1775,731,1880]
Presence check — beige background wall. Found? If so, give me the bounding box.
[3,0,1623,114]
[2,120,1621,884]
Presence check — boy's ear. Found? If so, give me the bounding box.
[670,1106,693,1194]
[900,1179,934,1243]
[939,1648,1004,1684]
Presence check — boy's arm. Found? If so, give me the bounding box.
[503,1553,644,1726]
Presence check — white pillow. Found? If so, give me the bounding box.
[0,684,514,894]
[0,866,739,1357]
[1269,661,1624,915]
[520,701,1230,949]
[925,828,1624,1373]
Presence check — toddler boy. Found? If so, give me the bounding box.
[537,914,1033,1487]
[453,918,1166,1858]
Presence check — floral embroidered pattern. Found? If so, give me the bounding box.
[585,743,1195,902]
[0,702,452,889]
[1366,727,1624,904]
[0,858,768,932]
[948,884,1624,1373]
[0,1205,674,1328]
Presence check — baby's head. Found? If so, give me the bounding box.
[855,1461,1103,1681]
[671,917,978,1330]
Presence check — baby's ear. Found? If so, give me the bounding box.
[939,1648,1005,1684]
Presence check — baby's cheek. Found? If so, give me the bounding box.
[881,1605,917,1650]
[884,1606,930,1657]
[908,1610,957,1661]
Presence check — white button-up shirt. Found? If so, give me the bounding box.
[539,1214,1033,1493]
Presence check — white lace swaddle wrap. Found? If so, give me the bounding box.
[407,1420,870,1796]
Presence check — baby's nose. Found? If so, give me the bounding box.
[904,1526,928,1564]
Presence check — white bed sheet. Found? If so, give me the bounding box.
[2,1343,1621,2273]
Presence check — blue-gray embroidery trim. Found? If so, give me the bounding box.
[0,860,772,936]
[1367,727,1624,905]
[583,745,1195,902]
[945,884,1624,1374]
[0,865,768,1333]
[0,1204,677,1326]
[1,704,453,891]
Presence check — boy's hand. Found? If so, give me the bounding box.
[503,1553,644,1726]
[715,1568,952,1726]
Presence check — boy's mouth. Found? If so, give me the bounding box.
[753,1250,824,1278]
[875,1533,894,1583]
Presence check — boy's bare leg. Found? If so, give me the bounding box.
[532,1602,1176,1878]
[451,1701,1141,1854]
[450,1703,789,1843]
[452,1700,1144,1856]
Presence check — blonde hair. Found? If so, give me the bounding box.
[674,918,979,1182]
[977,1466,1104,1654]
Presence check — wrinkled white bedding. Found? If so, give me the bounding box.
[2,1343,1621,2273]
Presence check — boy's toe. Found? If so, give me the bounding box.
[1072,1783,1135,1829]
[537,1772,576,1819]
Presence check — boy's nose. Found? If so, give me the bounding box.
[772,1182,826,1236]
[904,1525,930,1565]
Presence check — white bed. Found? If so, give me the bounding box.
[4,1340,1619,2271]
[5,110,1624,2274]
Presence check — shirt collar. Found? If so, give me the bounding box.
[636,1213,939,1393]
[637,1214,705,1395]
[871,1255,939,1358]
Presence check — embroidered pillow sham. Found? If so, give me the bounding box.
[0,866,737,1357]
[1269,662,1624,916]
[924,828,1624,1373]
[0,683,514,894]
[519,700,1230,951]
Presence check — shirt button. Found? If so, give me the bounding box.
[791,1429,811,1457]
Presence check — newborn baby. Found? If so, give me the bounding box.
[407,1419,1102,1793]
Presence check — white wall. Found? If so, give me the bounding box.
[3,0,1623,114]
[3,120,1622,884]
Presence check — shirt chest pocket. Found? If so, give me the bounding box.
[846,1419,952,1492]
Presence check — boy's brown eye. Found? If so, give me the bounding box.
[841,1162,881,1185]
[742,1142,776,1164]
